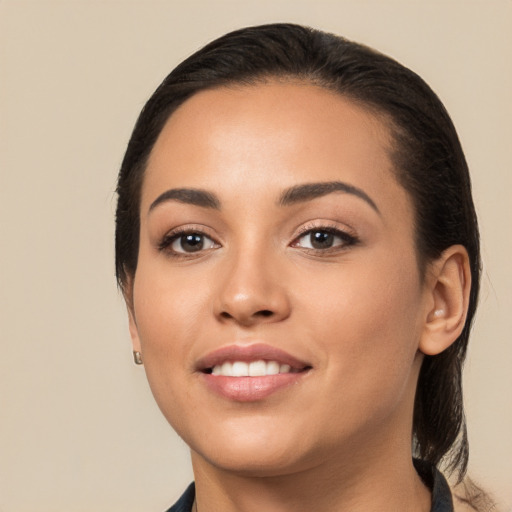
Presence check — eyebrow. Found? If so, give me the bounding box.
[279,181,380,214]
[149,188,221,212]
[148,181,379,215]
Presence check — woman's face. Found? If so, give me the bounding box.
[129,82,432,476]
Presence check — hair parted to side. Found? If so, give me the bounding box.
[115,23,480,480]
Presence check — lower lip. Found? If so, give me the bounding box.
[201,372,308,402]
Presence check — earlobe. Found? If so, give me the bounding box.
[419,245,471,356]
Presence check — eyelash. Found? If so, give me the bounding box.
[158,226,219,258]
[158,224,359,259]
[291,223,359,254]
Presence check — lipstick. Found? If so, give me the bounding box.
[196,343,311,402]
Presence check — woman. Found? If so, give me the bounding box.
[115,24,492,511]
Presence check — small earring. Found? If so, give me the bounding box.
[133,351,143,365]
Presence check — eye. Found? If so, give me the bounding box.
[293,227,357,251]
[160,230,219,255]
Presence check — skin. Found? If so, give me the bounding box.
[127,82,470,512]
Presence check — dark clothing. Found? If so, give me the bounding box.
[165,460,454,512]
[414,459,454,512]
[166,482,195,512]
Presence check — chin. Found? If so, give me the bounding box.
[194,444,313,478]
[186,421,317,477]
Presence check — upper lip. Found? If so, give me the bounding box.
[196,343,312,372]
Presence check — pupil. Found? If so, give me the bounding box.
[182,233,203,252]
[311,231,333,249]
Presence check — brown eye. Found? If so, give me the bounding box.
[309,231,334,249]
[170,233,217,253]
[294,228,357,251]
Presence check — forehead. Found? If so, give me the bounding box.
[142,81,410,220]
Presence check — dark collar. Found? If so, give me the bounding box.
[414,459,454,512]
[166,482,195,512]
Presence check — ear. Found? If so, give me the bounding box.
[127,306,142,353]
[419,245,471,356]
[123,276,142,353]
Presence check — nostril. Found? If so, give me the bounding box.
[217,308,279,324]
[220,310,273,319]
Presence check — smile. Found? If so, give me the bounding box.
[209,360,299,377]
[197,343,312,401]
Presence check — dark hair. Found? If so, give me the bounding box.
[116,23,480,479]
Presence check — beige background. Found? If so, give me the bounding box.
[1,1,511,511]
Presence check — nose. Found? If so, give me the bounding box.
[213,249,291,327]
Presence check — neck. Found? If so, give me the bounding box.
[191,434,431,512]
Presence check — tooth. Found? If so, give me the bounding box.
[221,361,233,377]
[232,361,249,377]
[249,360,266,376]
[211,360,296,377]
[266,361,279,375]
[279,364,291,374]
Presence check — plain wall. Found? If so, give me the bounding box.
[1,1,511,510]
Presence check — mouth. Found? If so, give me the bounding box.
[204,360,306,376]
[196,344,312,402]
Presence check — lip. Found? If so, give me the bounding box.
[196,343,312,402]
[196,343,310,371]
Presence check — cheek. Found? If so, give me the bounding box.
[132,266,211,434]
[133,267,209,354]
[131,254,213,401]
[307,285,422,447]
[295,250,424,399]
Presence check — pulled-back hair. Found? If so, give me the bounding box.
[116,23,480,479]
